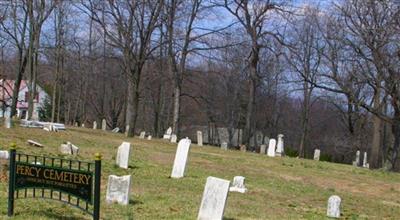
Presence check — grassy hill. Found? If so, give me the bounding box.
[0,125,400,219]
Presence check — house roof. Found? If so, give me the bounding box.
[0,80,43,108]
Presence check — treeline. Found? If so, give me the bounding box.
[0,0,399,171]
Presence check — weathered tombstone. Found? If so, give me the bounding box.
[363,152,369,168]
[327,195,341,218]
[163,127,172,139]
[197,131,203,146]
[106,175,131,205]
[0,150,9,159]
[74,122,78,127]
[220,142,228,150]
[353,150,360,166]
[116,142,131,169]
[4,116,11,129]
[240,144,246,152]
[59,142,79,155]
[267,139,276,157]
[276,134,284,156]
[81,123,85,128]
[170,134,177,143]
[27,140,44,148]
[112,127,120,133]
[229,176,247,193]
[101,119,107,131]
[171,138,191,178]
[139,131,146,139]
[314,149,321,161]
[147,135,152,140]
[260,144,267,154]
[166,127,172,135]
[197,176,230,220]
[93,121,97,129]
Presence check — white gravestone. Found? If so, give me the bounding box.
[171,138,191,178]
[102,119,107,131]
[363,152,369,168]
[139,131,146,139]
[197,176,230,220]
[112,127,120,133]
[221,142,228,150]
[106,175,131,205]
[147,135,152,140]
[5,116,11,129]
[353,150,360,166]
[276,134,284,156]
[0,151,9,159]
[314,149,321,161]
[327,195,341,218]
[170,134,177,143]
[197,131,203,146]
[116,142,131,169]
[163,127,173,139]
[260,144,267,154]
[267,139,276,157]
[59,142,79,155]
[81,123,85,128]
[166,127,172,135]
[229,176,247,193]
[93,121,97,129]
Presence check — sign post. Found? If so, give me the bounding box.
[7,144,101,219]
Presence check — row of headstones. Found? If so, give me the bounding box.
[196,130,286,157]
[198,176,342,219]
[313,149,369,168]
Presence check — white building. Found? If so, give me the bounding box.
[0,79,49,120]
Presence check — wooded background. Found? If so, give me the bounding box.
[0,0,399,171]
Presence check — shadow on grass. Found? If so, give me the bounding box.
[129,199,143,205]
[128,165,139,169]
[223,217,237,220]
[14,210,86,220]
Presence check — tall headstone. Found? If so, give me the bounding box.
[170,134,177,143]
[4,116,11,129]
[221,142,228,150]
[363,152,369,168]
[314,149,321,161]
[260,144,267,154]
[197,131,203,146]
[353,150,360,166]
[240,144,246,152]
[139,131,146,139]
[163,127,172,139]
[93,121,97,129]
[171,138,191,178]
[267,139,276,157]
[106,175,131,205]
[229,176,247,193]
[276,134,284,156]
[116,142,131,169]
[327,195,341,218]
[197,176,230,220]
[102,119,107,131]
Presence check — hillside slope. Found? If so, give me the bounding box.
[0,126,400,219]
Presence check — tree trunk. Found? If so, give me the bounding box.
[370,90,382,169]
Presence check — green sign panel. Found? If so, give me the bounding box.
[15,162,93,202]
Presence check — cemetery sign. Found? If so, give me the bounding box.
[8,146,102,220]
